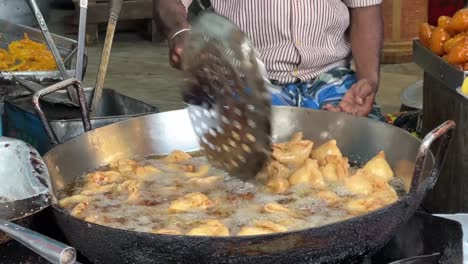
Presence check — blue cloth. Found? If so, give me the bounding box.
[269,67,385,122]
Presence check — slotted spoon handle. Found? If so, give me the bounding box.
[91,0,123,114]
[0,219,76,264]
[26,0,79,105]
[75,0,88,82]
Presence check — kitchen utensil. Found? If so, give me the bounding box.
[0,220,76,264]
[90,0,123,114]
[0,137,77,264]
[13,77,77,107]
[39,106,454,264]
[75,0,87,82]
[25,0,79,105]
[32,78,91,146]
[182,12,271,181]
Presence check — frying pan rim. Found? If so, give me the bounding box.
[42,107,423,157]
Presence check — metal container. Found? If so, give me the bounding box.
[0,17,87,140]
[0,0,50,27]
[413,39,468,213]
[3,88,159,155]
[0,19,85,83]
[400,80,423,111]
[0,19,88,138]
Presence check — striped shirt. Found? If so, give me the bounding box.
[180,0,382,84]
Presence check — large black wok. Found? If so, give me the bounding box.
[37,80,455,264]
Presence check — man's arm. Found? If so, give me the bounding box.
[154,0,191,38]
[153,0,192,69]
[349,4,383,91]
[325,3,383,116]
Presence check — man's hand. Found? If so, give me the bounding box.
[169,31,190,69]
[154,0,191,69]
[323,5,382,117]
[323,79,377,117]
[339,79,377,116]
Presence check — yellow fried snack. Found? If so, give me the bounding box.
[187,176,221,187]
[361,151,394,183]
[365,187,398,211]
[238,221,287,236]
[152,229,183,235]
[187,220,230,236]
[272,132,313,166]
[289,159,325,189]
[344,198,368,216]
[0,49,21,70]
[266,175,290,194]
[438,16,452,30]
[80,183,116,196]
[264,161,291,194]
[266,161,291,179]
[59,194,90,208]
[311,139,342,161]
[110,159,138,175]
[345,171,374,196]
[344,185,398,216]
[419,22,434,48]
[169,192,213,213]
[184,164,210,177]
[0,33,57,71]
[447,37,468,64]
[443,32,466,53]
[114,180,141,203]
[319,155,349,183]
[86,171,122,186]
[315,190,340,205]
[447,9,468,34]
[263,203,300,218]
[135,165,161,179]
[163,150,192,163]
[429,28,452,56]
[71,202,89,216]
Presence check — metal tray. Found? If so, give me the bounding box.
[0,19,86,82]
[413,39,468,90]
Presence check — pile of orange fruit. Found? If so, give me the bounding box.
[419,8,468,70]
[0,33,57,72]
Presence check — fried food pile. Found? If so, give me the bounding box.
[0,33,57,71]
[58,132,403,236]
[419,9,468,70]
[263,133,399,216]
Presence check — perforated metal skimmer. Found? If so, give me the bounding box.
[182,12,271,181]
